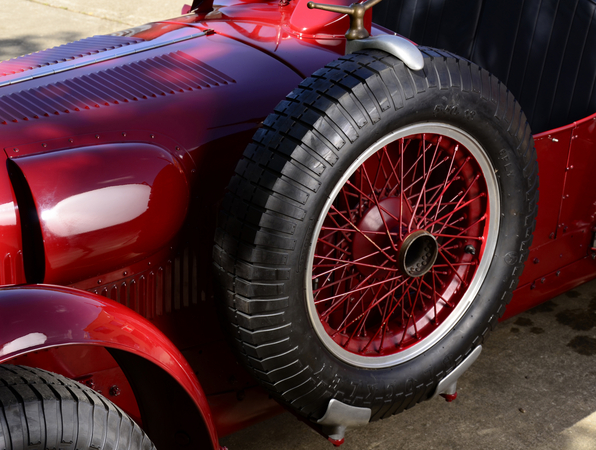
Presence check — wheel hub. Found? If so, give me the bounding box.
[398,230,438,277]
[351,200,438,278]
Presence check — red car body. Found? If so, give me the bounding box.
[0,0,595,448]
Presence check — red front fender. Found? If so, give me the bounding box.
[0,284,219,450]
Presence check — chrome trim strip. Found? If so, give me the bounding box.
[0,29,212,89]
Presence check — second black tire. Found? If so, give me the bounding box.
[214,47,538,421]
[0,365,155,450]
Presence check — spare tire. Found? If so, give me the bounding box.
[213,47,537,422]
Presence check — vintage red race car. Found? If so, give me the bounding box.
[0,0,594,448]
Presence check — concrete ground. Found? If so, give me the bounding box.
[3,1,596,449]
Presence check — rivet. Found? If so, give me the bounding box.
[13,148,19,153]
[97,279,102,285]
[42,143,47,148]
[122,132,127,137]
[96,134,100,139]
[123,271,128,276]
[556,271,561,276]
[69,138,74,143]
[109,385,121,397]
[150,134,155,139]
[176,147,180,151]
[541,278,546,284]
[533,258,539,264]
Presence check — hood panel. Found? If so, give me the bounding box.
[0,49,235,127]
[0,32,302,157]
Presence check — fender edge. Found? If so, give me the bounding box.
[0,284,219,450]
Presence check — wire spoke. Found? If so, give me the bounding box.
[310,131,492,359]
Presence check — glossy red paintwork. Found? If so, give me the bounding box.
[14,143,189,285]
[506,112,596,319]
[0,284,218,448]
[3,0,596,447]
[0,1,359,444]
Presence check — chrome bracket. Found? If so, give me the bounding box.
[432,345,482,400]
[346,35,425,71]
[316,399,371,441]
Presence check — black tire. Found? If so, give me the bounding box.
[0,365,155,450]
[213,47,538,422]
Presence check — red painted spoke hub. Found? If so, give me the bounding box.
[311,132,490,359]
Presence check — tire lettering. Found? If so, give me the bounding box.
[464,109,476,120]
[499,149,515,177]
[349,382,358,398]
[330,375,341,390]
[504,252,519,266]
[434,105,460,116]
[385,384,394,401]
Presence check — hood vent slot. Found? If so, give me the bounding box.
[0,35,145,77]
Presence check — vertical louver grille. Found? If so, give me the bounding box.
[91,247,201,319]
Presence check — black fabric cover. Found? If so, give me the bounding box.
[373,0,596,133]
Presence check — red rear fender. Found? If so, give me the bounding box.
[0,284,219,450]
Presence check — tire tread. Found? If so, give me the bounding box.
[0,365,154,450]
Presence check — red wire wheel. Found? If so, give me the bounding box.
[306,123,500,368]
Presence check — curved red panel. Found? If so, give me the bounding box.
[0,284,218,449]
[13,143,189,285]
